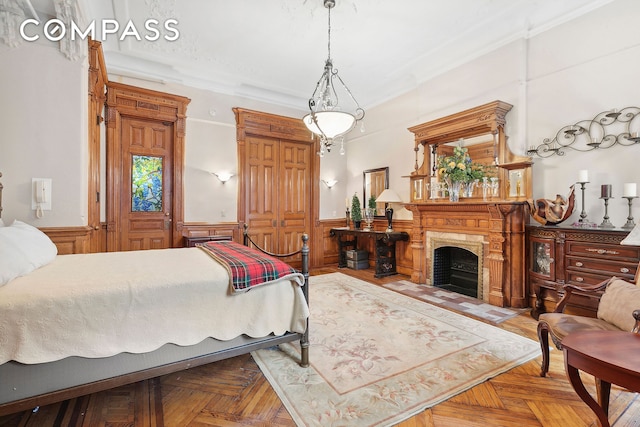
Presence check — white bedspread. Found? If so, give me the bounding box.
[0,248,309,365]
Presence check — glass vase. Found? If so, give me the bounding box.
[490,177,499,198]
[481,177,489,201]
[463,179,479,198]
[447,179,461,202]
[363,208,375,231]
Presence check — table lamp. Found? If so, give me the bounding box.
[376,188,403,232]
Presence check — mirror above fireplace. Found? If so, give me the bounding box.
[407,100,532,202]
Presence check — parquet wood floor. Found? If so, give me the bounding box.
[2,268,639,426]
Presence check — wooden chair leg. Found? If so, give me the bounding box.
[537,322,551,377]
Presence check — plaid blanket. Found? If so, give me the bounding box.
[199,241,304,293]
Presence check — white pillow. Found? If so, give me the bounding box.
[0,218,4,227]
[0,220,58,286]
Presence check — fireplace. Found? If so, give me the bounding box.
[429,235,485,300]
[406,202,528,308]
[433,247,479,298]
[405,101,530,308]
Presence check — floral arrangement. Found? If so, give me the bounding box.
[437,146,489,183]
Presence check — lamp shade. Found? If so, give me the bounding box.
[376,189,402,203]
[303,111,356,139]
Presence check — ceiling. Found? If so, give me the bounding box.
[26,0,612,110]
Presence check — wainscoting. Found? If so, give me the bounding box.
[41,226,93,255]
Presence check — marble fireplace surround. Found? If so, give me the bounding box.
[429,234,486,301]
[407,201,529,308]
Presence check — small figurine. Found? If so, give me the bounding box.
[528,185,575,226]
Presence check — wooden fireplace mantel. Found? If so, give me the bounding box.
[404,101,532,308]
[406,200,529,308]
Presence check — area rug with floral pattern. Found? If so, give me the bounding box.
[252,272,540,426]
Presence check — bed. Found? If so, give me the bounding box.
[0,172,310,416]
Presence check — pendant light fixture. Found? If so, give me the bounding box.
[303,0,365,157]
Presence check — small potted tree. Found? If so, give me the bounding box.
[351,193,362,229]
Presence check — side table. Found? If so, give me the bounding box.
[562,330,640,427]
[330,227,409,278]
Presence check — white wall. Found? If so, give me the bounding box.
[347,39,525,221]
[2,0,638,229]
[0,39,88,226]
[0,39,349,226]
[349,0,640,226]
[526,0,640,226]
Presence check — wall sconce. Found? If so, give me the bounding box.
[213,172,234,184]
[322,179,338,189]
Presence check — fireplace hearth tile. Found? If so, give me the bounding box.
[383,280,522,324]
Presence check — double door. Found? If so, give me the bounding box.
[235,108,319,267]
[244,135,312,263]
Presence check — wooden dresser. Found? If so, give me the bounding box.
[527,225,640,319]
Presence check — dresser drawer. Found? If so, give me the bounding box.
[565,241,640,261]
[566,255,638,278]
[566,270,618,286]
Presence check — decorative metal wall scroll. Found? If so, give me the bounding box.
[527,107,640,158]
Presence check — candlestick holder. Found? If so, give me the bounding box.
[622,196,638,229]
[573,181,596,227]
[598,196,615,228]
[346,208,350,228]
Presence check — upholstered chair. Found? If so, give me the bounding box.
[537,276,640,377]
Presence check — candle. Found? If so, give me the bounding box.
[346,197,350,208]
[623,183,637,198]
[578,170,589,183]
[601,184,612,198]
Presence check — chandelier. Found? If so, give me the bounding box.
[303,0,365,157]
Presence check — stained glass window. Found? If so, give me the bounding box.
[132,155,163,212]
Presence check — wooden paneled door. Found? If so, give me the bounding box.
[245,136,311,258]
[105,82,190,252]
[235,108,319,266]
[119,117,174,250]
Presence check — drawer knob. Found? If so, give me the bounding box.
[576,277,584,282]
[621,267,630,274]
[575,261,583,267]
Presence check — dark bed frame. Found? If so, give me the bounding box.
[0,172,310,416]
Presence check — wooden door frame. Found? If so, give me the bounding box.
[87,40,108,252]
[233,108,321,266]
[105,82,190,250]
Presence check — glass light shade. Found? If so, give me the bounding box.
[303,111,356,139]
[214,172,234,183]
